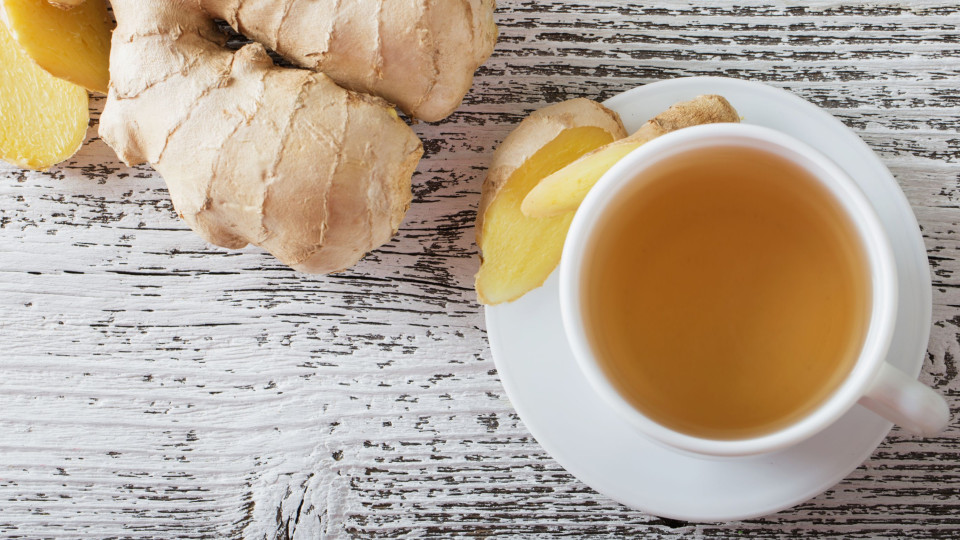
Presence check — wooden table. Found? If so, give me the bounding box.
[2,1,958,538]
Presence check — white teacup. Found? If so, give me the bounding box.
[559,123,951,457]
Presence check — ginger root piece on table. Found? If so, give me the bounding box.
[475,99,627,305]
[100,0,430,274]
[2,0,112,94]
[0,19,88,170]
[521,95,740,218]
[100,0,497,273]
[201,0,498,122]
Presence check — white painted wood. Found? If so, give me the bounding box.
[1,1,958,538]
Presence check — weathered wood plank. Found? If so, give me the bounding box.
[1,1,958,538]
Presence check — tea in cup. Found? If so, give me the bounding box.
[560,124,950,457]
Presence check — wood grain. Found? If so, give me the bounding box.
[1,1,958,538]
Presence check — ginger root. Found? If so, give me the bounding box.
[100,1,425,273]
[522,95,740,218]
[201,0,498,122]
[475,99,627,305]
[100,0,497,273]
[2,0,112,94]
[0,19,88,170]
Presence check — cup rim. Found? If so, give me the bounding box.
[559,123,899,457]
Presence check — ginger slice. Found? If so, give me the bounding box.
[3,0,112,94]
[0,20,88,170]
[521,95,740,218]
[475,99,627,305]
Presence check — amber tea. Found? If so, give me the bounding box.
[583,145,871,439]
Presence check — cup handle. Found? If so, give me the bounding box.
[858,362,951,436]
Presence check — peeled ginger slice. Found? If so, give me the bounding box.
[522,95,740,218]
[476,126,617,304]
[476,99,626,305]
[0,20,88,170]
[3,0,112,93]
[521,138,642,218]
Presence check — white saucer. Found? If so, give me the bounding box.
[484,77,933,522]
